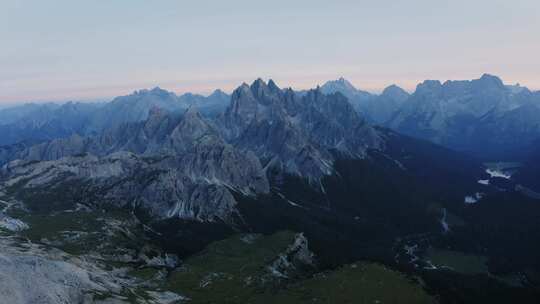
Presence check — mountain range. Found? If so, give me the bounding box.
[5,74,537,162]
[0,88,230,146]
[321,74,540,160]
[1,76,540,303]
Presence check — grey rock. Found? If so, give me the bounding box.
[1,108,269,223]
[221,79,383,180]
[387,74,540,159]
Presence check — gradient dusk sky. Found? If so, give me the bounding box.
[1,0,539,104]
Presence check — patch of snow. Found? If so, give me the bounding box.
[276,192,304,208]
[424,260,438,270]
[286,199,302,207]
[478,179,490,186]
[486,168,511,179]
[464,193,484,204]
[440,208,450,233]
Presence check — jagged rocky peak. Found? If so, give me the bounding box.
[434,74,507,96]
[164,107,219,154]
[306,87,382,152]
[230,78,282,98]
[117,87,179,106]
[222,79,383,180]
[132,86,173,98]
[249,78,282,102]
[506,83,531,95]
[138,106,176,145]
[1,105,270,223]
[387,73,540,159]
[227,83,257,123]
[324,77,357,91]
[320,78,375,116]
[421,74,506,96]
[267,79,280,92]
[209,88,228,98]
[381,84,410,100]
[415,79,443,94]
[303,87,359,121]
[177,106,212,135]
[149,86,177,98]
[475,73,505,89]
[225,79,285,131]
[320,77,363,100]
[250,78,268,95]
[83,85,185,133]
[231,82,253,102]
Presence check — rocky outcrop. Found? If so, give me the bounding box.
[1,107,269,223]
[386,74,540,159]
[1,148,267,223]
[178,89,230,116]
[86,87,185,133]
[222,79,383,180]
[0,102,100,146]
[0,79,388,223]
[0,237,125,304]
[266,233,315,279]
[367,84,410,124]
[320,77,374,114]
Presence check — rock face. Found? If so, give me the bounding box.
[0,237,123,304]
[387,74,540,160]
[320,78,410,125]
[266,233,315,279]
[320,75,540,160]
[222,79,383,180]
[0,79,387,223]
[320,77,374,114]
[178,89,231,116]
[9,77,522,225]
[0,102,100,146]
[4,74,538,163]
[1,107,269,223]
[368,85,410,124]
[0,87,229,152]
[0,214,187,304]
[389,74,511,137]
[86,87,185,133]
[2,151,267,223]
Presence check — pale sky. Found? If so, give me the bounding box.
[1,0,539,104]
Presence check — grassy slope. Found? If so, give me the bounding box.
[268,263,435,304]
[164,232,434,304]
[166,231,299,303]
[426,248,488,275]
